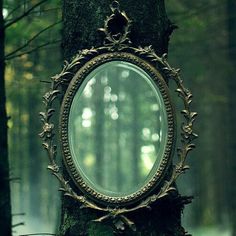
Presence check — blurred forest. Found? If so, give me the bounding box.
[68,60,169,197]
[0,0,236,235]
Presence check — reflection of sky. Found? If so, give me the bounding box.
[81,107,93,127]
[141,145,156,173]
[68,60,168,197]
[83,77,95,98]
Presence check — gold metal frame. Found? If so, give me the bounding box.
[39,1,197,230]
[60,52,175,205]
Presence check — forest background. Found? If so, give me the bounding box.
[1,0,236,235]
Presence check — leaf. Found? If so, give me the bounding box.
[58,187,66,192]
[176,68,181,73]
[176,88,185,97]
[61,71,72,77]
[42,142,49,149]
[190,112,198,119]
[161,53,168,60]
[93,214,111,222]
[162,67,171,72]
[120,215,136,231]
[166,186,177,193]
[158,192,169,199]
[185,144,196,156]
[181,110,190,119]
[182,165,190,171]
[181,109,188,115]
[114,219,125,231]
[39,111,46,120]
[47,165,55,171]
[47,108,55,119]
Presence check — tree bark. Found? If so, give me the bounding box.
[59,1,186,235]
[0,0,12,235]
[227,1,236,235]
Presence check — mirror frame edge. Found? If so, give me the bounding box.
[59,51,176,205]
[39,0,197,230]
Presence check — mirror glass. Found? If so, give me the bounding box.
[68,61,168,197]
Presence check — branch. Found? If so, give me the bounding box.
[5,7,60,22]
[26,7,60,16]
[5,20,61,58]
[4,0,48,29]
[12,212,26,217]
[5,0,33,19]
[9,177,21,182]
[5,39,61,60]
[12,222,25,228]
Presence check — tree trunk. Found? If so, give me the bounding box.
[0,0,12,235]
[59,1,186,235]
[227,1,236,235]
[28,51,42,218]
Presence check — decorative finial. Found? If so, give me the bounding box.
[110,1,120,12]
[99,0,131,50]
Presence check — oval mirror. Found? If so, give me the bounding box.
[40,1,196,226]
[61,54,175,204]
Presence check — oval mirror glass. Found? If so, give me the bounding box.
[68,61,168,198]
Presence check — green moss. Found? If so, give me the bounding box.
[88,222,114,236]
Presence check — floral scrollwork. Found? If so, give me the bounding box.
[39,122,54,139]
[39,50,197,232]
[39,1,197,232]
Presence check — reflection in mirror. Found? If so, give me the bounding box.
[69,61,168,197]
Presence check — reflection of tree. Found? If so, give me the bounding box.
[153,104,161,164]
[114,68,122,191]
[71,63,165,195]
[94,76,105,186]
[130,71,141,186]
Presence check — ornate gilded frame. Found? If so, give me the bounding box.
[39,1,197,230]
[60,52,175,205]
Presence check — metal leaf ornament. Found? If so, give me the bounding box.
[39,0,197,231]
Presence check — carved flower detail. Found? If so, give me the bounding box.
[39,123,54,139]
[51,74,61,82]
[43,91,52,103]
[183,124,192,135]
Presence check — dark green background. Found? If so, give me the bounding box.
[1,0,236,235]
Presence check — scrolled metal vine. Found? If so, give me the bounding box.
[39,0,197,231]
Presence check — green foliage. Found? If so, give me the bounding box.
[3,0,236,235]
[3,0,62,234]
[167,0,236,233]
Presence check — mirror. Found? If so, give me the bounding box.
[40,0,195,226]
[68,61,168,197]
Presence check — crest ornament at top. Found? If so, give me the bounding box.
[99,1,132,50]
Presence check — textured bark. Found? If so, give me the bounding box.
[60,1,185,235]
[227,1,236,235]
[62,0,173,60]
[0,0,12,235]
